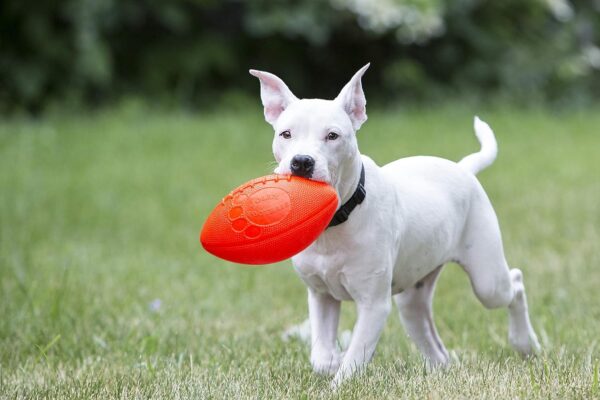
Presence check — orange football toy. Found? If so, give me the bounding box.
[200,175,338,265]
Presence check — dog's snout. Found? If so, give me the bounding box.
[290,155,315,178]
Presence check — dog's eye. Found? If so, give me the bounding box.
[326,132,339,141]
[279,130,291,139]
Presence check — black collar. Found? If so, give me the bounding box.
[328,163,366,228]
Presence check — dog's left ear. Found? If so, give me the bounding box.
[249,69,298,127]
[335,63,370,130]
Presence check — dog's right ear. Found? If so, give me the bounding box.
[249,70,298,126]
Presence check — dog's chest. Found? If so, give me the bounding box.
[292,247,354,301]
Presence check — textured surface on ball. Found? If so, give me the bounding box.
[200,175,338,265]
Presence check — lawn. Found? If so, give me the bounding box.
[1,104,599,399]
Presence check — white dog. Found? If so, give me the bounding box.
[249,64,540,388]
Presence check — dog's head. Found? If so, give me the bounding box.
[250,64,369,186]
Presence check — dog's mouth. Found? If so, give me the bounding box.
[279,172,330,184]
[304,175,329,183]
[274,166,331,184]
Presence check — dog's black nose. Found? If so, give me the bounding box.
[290,154,315,178]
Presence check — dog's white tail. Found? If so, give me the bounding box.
[458,116,498,175]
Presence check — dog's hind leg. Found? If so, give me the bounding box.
[459,207,541,356]
[505,268,541,355]
[394,265,450,366]
[281,318,311,344]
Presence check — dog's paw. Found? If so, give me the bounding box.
[281,319,311,344]
[311,352,341,376]
[510,330,541,357]
[424,354,452,372]
[330,364,354,391]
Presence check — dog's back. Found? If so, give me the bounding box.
[380,156,479,286]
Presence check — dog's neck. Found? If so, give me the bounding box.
[335,152,364,205]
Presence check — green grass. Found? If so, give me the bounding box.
[1,104,599,399]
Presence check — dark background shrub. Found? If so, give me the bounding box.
[1,0,598,113]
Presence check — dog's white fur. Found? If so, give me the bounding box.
[250,64,540,388]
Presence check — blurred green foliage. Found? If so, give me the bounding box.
[1,0,599,113]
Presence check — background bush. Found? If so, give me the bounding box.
[1,0,599,113]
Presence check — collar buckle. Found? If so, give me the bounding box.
[336,208,350,221]
[356,183,366,201]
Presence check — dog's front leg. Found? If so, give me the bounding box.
[308,289,342,375]
[332,296,391,389]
